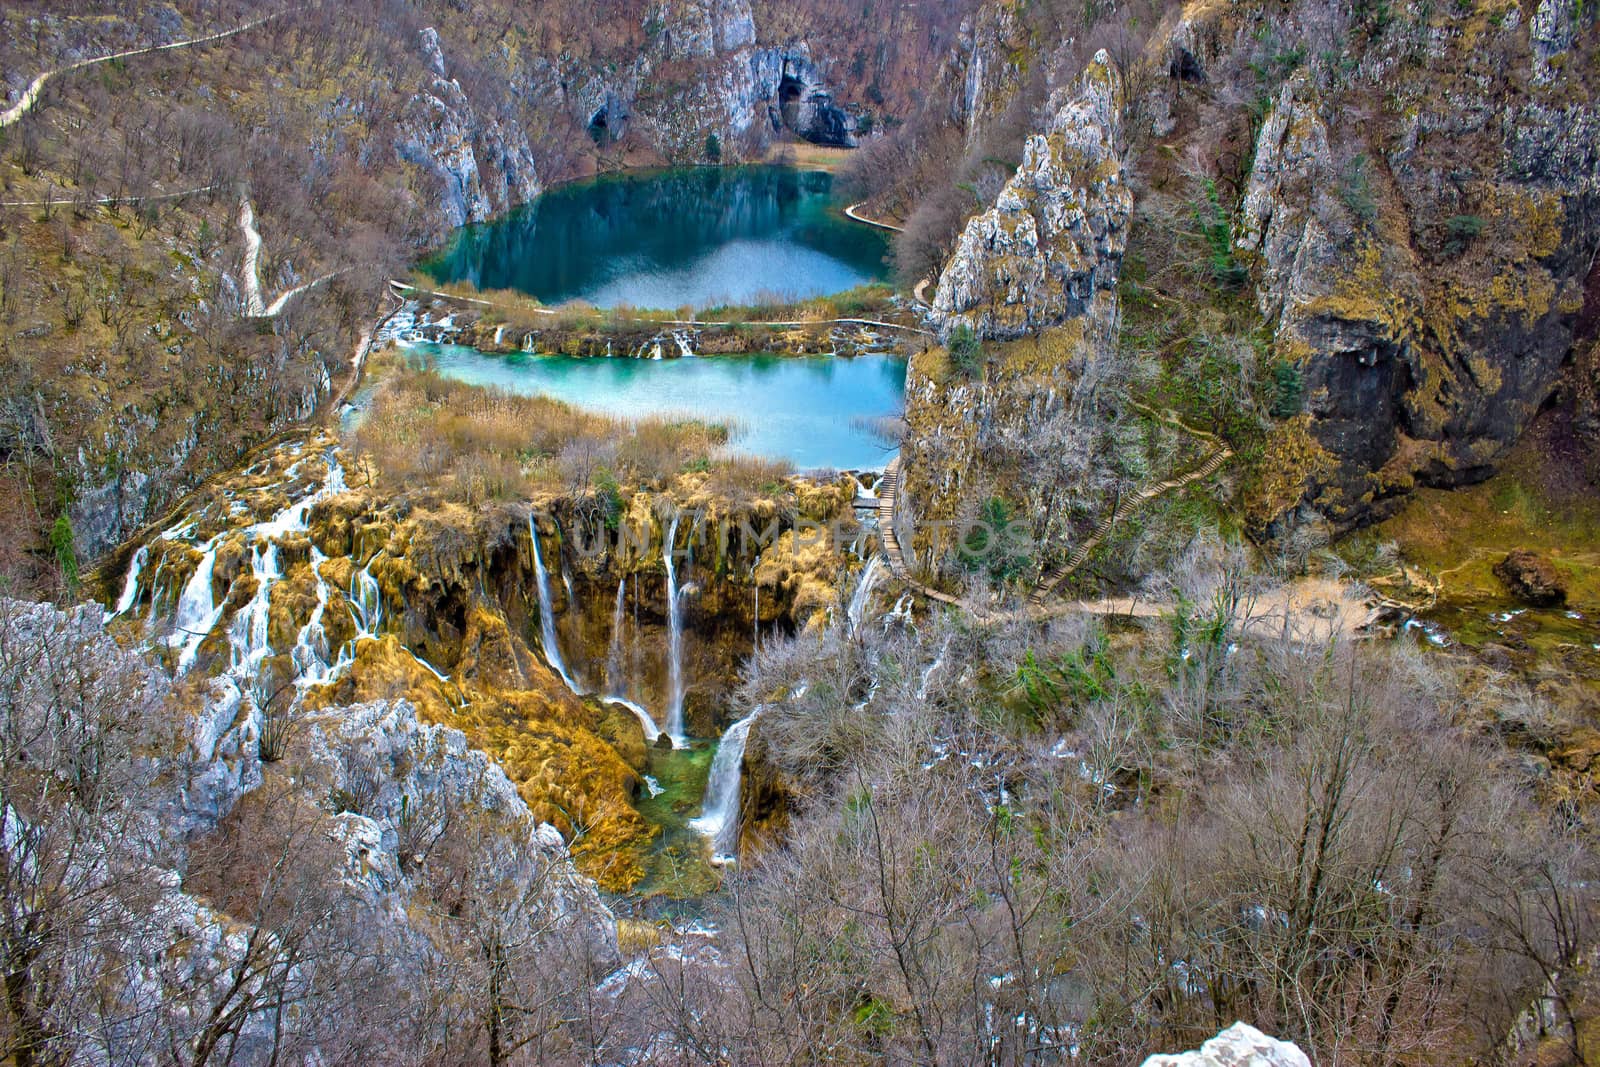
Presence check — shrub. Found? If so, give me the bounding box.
[1339,154,1379,223]
[1269,361,1304,418]
[947,323,984,378]
[704,133,722,163]
[1443,213,1485,254]
[1196,180,1248,290]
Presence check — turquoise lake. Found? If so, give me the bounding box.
[408,344,906,472]
[422,166,890,310]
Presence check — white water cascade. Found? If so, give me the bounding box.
[529,515,583,693]
[112,545,149,617]
[228,541,281,686]
[171,537,224,671]
[691,706,763,864]
[599,576,667,745]
[664,511,687,741]
[846,555,886,636]
[349,558,384,636]
[606,579,628,692]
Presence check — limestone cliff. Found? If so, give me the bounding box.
[930,50,1131,341]
[904,0,1600,562]
[1223,0,1600,526]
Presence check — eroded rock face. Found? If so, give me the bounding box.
[1225,0,1600,527]
[1140,1022,1311,1067]
[396,28,542,227]
[930,49,1130,341]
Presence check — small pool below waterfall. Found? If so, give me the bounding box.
[423,166,890,310]
[409,343,906,471]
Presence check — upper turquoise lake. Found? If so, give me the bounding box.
[422,166,890,309]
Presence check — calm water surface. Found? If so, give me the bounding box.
[410,344,905,472]
[423,167,889,310]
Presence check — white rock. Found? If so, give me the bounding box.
[1141,1022,1312,1067]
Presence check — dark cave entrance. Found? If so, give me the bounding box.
[778,75,805,132]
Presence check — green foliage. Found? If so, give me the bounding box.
[1195,180,1247,290]
[50,515,78,588]
[1339,154,1378,223]
[852,996,895,1037]
[1444,214,1485,254]
[1168,589,1234,681]
[1011,634,1117,721]
[958,496,1031,583]
[704,132,722,163]
[947,324,984,378]
[594,467,624,530]
[1269,361,1304,418]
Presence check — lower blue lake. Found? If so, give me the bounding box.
[408,344,906,472]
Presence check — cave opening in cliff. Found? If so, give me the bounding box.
[588,106,613,146]
[778,74,805,133]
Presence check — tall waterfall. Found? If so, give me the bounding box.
[601,576,666,745]
[846,555,886,636]
[664,511,686,740]
[606,579,627,692]
[171,537,224,671]
[691,707,762,864]
[529,515,582,693]
[112,545,149,616]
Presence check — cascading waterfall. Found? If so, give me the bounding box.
[846,555,886,636]
[289,548,334,684]
[529,514,583,693]
[154,451,348,679]
[664,511,686,740]
[171,537,224,671]
[690,706,763,864]
[349,558,384,636]
[112,545,149,617]
[228,541,280,686]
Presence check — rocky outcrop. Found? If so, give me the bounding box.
[1140,1022,1311,1067]
[396,28,542,227]
[1495,548,1569,607]
[1223,0,1600,527]
[930,50,1130,340]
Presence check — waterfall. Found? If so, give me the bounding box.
[493,324,505,345]
[529,515,582,693]
[606,579,627,692]
[664,511,686,740]
[161,450,347,678]
[604,696,664,746]
[112,545,149,616]
[228,541,280,682]
[290,548,333,684]
[847,556,886,636]
[171,538,224,671]
[602,577,667,744]
[691,707,763,864]
[349,557,384,636]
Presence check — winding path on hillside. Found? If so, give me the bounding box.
[844,202,904,233]
[0,183,219,209]
[0,13,285,131]
[239,196,343,318]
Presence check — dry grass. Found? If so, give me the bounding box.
[349,364,797,503]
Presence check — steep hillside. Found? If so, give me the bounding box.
[897,0,1600,589]
[0,0,966,593]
